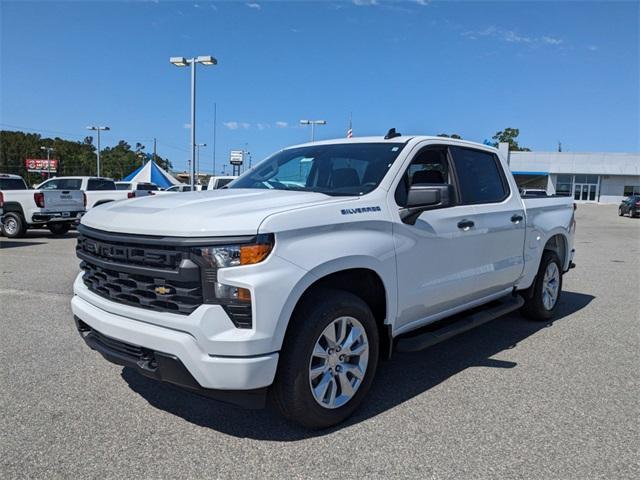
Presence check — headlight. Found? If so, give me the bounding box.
[191,234,273,269]
[190,234,274,329]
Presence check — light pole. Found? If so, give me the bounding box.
[195,143,207,183]
[86,126,110,176]
[40,146,55,177]
[170,55,217,188]
[299,119,327,142]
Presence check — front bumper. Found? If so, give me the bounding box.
[74,316,268,408]
[71,290,279,396]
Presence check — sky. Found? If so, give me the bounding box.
[1,0,638,175]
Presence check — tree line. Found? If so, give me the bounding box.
[0,130,173,185]
[437,128,530,151]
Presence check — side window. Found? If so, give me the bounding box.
[87,179,116,191]
[450,147,508,204]
[395,147,450,206]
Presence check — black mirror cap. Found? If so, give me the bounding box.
[401,184,453,224]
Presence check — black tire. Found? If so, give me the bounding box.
[2,213,26,238]
[48,223,70,235]
[520,250,563,321]
[618,207,624,216]
[271,288,379,428]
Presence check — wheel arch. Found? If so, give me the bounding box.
[276,258,395,359]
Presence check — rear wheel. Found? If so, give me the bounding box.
[48,223,71,235]
[618,207,624,216]
[271,288,379,428]
[521,251,563,321]
[2,214,26,238]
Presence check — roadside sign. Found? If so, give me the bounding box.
[230,150,244,165]
[25,158,58,172]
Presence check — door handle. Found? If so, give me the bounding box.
[457,219,474,230]
[511,214,524,223]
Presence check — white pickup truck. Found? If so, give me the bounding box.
[71,134,576,428]
[37,176,128,208]
[1,173,85,237]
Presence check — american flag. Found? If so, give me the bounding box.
[346,116,353,138]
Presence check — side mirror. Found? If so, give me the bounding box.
[400,184,454,225]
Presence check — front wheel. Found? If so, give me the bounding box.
[48,223,70,235]
[271,289,379,428]
[520,251,563,321]
[618,207,624,216]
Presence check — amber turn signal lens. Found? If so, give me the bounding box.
[237,287,251,302]
[240,243,273,265]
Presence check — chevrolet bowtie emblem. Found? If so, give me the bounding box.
[154,286,172,295]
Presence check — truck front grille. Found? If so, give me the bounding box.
[77,228,202,315]
[81,261,202,314]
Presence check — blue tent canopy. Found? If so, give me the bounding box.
[123,161,179,189]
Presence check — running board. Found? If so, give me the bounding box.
[395,295,525,353]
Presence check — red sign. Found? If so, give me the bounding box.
[25,158,58,172]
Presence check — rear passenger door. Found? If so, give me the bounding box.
[449,146,526,297]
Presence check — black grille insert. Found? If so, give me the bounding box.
[77,231,202,315]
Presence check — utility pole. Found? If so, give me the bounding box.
[40,146,55,178]
[86,126,110,176]
[299,119,327,142]
[213,102,217,176]
[153,138,157,160]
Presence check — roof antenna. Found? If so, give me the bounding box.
[384,128,401,139]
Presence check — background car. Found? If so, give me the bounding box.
[618,195,640,217]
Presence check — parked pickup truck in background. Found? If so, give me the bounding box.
[1,173,85,237]
[37,176,128,209]
[115,181,163,198]
[71,134,576,428]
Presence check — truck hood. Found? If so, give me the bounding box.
[81,188,349,236]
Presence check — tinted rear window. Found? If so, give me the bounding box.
[39,178,82,190]
[450,147,508,204]
[115,183,132,190]
[87,179,116,191]
[136,184,158,191]
[215,178,234,189]
[0,178,27,190]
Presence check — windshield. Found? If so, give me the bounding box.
[229,143,406,196]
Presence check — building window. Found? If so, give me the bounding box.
[624,185,640,196]
[556,175,573,196]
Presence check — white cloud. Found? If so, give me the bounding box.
[241,122,251,129]
[353,0,378,5]
[246,2,261,9]
[256,123,270,130]
[587,45,598,51]
[541,36,563,45]
[223,121,239,130]
[275,121,288,128]
[462,26,563,47]
[415,0,430,5]
[183,123,191,129]
[503,30,531,43]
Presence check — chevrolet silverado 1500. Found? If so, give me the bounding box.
[72,135,576,427]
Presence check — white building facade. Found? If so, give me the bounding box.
[508,151,640,204]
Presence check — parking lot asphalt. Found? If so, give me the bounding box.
[1,204,639,479]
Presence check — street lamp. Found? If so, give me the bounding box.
[40,146,55,177]
[299,119,327,142]
[170,55,218,188]
[195,143,207,183]
[86,126,110,176]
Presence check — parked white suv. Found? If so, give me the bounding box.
[72,134,576,427]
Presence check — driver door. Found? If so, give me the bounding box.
[392,145,481,333]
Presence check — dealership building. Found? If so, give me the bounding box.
[505,150,640,204]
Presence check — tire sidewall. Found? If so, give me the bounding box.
[531,252,563,320]
[2,214,25,238]
[49,223,70,235]
[274,289,379,428]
